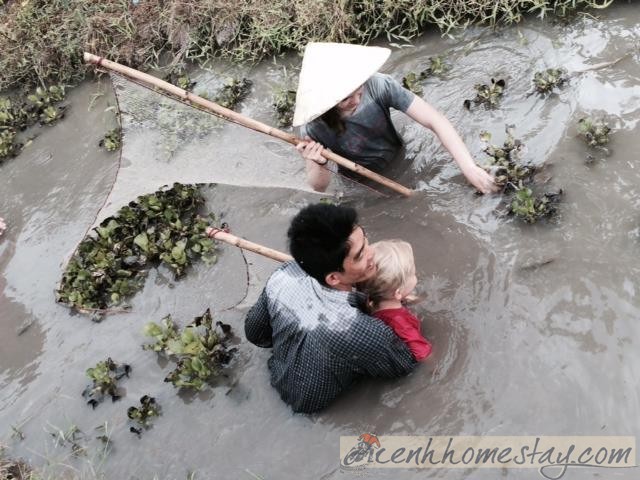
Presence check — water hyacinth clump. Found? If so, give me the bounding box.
[464,78,505,109]
[533,68,568,94]
[143,308,236,391]
[99,127,121,152]
[480,126,535,191]
[56,184,218,312]
[510,187,562,223]
[272,89,296,127]
[28,85,67,124]
[577,117,611,147]
[165,66,196,91]
[402,56,451,96]
[128,395,161,435]
[402,72,426,96]
[424,55,450,77]
[0,128,20,160]
[214,78,253,110]
[82,358,131,408]
[0,85,66,160]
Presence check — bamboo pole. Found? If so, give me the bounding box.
[84,52,413,197]
[206,228,291,263]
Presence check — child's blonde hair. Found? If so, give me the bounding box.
[360,240,415,307]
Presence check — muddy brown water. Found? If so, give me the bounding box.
[2,4,640,479]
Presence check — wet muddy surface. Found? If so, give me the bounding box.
[2,4,640,479]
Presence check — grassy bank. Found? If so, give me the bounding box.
[0,0,614,91]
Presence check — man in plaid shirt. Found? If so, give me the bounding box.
[245,203,416,413]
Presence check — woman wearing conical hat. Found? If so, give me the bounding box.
[293,42,497,194]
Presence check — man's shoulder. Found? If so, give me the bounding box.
[267,260,305,282]
[366,73,396,93]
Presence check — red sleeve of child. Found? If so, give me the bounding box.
[374,308,432,361]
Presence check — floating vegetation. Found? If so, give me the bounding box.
[424,55,450,77]
[0,129,20,160]
[402,72,425,96]
[0,85,66,160]
[128,395,161,435]
[577,117,611,147]
[82,358,131,408]
[480,126,534,191]
[510,187,562,223]
[27,85,65,107]
[464,78,505,110]
[99,127,121,152]
[401,56,451,96]
[56,184,218,313]
[272,89,296,128]
[481,126,562,224]
[214,78,252,110]
[39,104,65,124]
[165,67,196,91]
[27,85,67,125]
[0,97,32,130]
[143,308,235,391]
[533,68,568,94]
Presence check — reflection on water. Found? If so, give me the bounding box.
[1,4,639,479]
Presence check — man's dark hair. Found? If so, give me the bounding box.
[287,203,357,284]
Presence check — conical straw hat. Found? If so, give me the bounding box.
[292,42,391,127]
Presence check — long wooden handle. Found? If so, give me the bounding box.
[84,52,413,197]
[207,229,291,263]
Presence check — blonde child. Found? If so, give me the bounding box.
[360,240,432,361]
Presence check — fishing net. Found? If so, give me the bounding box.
[94,70,341,227]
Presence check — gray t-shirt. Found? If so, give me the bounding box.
[303,73,414,172]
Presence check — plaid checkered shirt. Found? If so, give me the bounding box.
[245,261,416,413]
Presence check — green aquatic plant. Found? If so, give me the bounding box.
[424,55,450,77]
[509,187,562,223]
[27,85,65,107]
[402,56,452,95]
[82,358,131,408]
[214,78,252,110]
[39,105,65,124]
[0,98,16,125]
[464,78,505,109]
[0,129,20,160]
[480,126,534,191]
[143,308,235,391]
[402,72,425,96]
[99,128,121,152]
[56,183,218,312]
[165,67,196,91]
[6,85,67,127]
[0,97,35,131]
[577,117,611,147]
[128,395,161,435]
[272,89,296,128]
[533,68,568,94]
